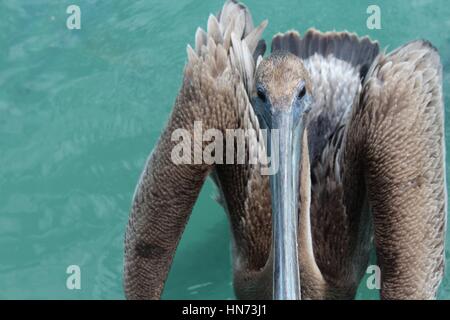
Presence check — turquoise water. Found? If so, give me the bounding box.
[0,0,449,299]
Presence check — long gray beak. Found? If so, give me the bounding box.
[268,109,304,300]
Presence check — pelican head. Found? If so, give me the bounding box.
[253,52,313,300]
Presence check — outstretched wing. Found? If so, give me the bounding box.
[343,41,446,299]
[124,0,267,299]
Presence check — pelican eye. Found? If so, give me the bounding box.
[298,86,307,100]
[257,88,267,103]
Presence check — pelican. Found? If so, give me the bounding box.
[124,0,446,300]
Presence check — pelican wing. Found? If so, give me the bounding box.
[124,0,267,299]
[343,41,446,299]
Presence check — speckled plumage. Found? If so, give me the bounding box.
[124,0,446,300]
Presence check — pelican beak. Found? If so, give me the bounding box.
[268,107,305,300]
